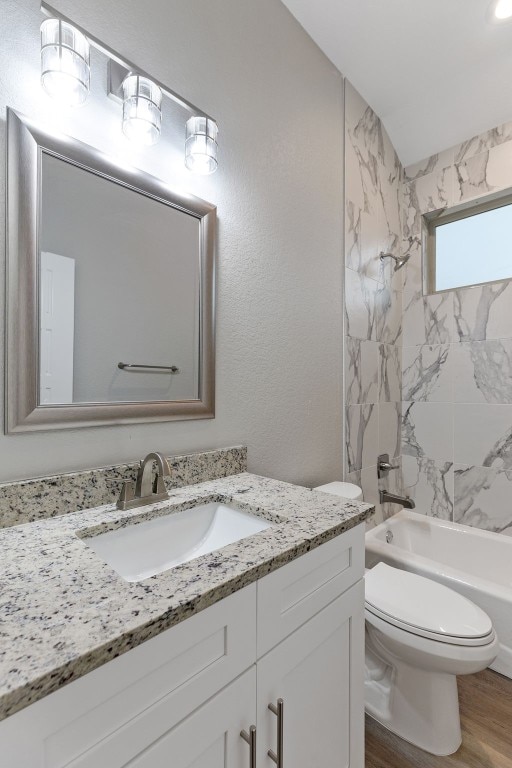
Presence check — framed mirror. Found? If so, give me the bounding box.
[6,109,216,432]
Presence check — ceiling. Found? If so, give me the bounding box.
[280,0,512,167]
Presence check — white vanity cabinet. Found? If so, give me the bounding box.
[0,525,364,768]
[257,584,364,768]
[255,526,365,768]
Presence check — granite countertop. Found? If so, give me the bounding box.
[0,472,373,721]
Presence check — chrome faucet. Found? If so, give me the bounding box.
[117,452,171,510]
[379,489,415,509]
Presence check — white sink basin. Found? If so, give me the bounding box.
[83,502,273,582]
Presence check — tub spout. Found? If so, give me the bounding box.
[379,490,415,509]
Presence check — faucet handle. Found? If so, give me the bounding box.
[377,453,399,479]
[117,480,135,510]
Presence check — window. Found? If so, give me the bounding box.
[425,193,512,293]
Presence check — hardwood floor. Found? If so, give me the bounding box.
[365,669,512,768]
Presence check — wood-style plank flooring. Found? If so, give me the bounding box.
[365,669,512,768]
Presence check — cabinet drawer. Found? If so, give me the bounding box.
[0,584,256,768]
[257,525,364,656]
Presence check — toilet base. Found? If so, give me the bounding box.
[365,640,461,755]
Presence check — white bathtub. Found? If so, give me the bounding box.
[365,509,512,679]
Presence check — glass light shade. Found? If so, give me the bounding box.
[122,75,162,146]
[40,19,90,106]
[495,0,512,17]
[185,117,218,174]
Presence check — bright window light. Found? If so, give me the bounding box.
[429,199,512,292]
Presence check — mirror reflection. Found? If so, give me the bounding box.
[39,153,200,405]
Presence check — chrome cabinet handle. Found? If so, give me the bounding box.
[240,725,256,768]
[268,698,284,766]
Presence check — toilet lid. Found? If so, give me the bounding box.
[365,563,493,642]
[313,481,363,500]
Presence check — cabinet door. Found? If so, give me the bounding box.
[257,581,364,768]
[127,667,256,768]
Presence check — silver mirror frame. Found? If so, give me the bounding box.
[6,108,216,433]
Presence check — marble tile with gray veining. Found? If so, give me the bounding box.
[454,121,512,164]
[454,280,512,341]
[354,207,387,284]
[453,339,512,404]
[454,464,512,534]
[345,403,379,473]
[345,199,362,273]
[402,401,453,461]
[380,132,402,241]
[455,141,512,203]
[346,96,402,292]
[0,472,373,721]
[454,403,512,468]
[402,181,422,241]
[401,235,423,294]
[404,148,455,182]
[346,465,381,527]
[345,338,379,405]
[347,106,385,218]
[375,283,402,344]
[403,289,454,346]
[0,446,247,529]
[402,344,452,402]
[379,401,401,462]
[345,268,377,341]
[402,165,453,237]
[402,455,453,520]
[454,150,492,200]
[379,343,401,402]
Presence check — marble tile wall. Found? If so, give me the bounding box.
[344,82,403,525]
[401,120,512,535]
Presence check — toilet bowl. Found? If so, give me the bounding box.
[312,482,499,756]
[364,562,498,755]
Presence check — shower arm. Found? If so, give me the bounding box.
[379,251,410,271]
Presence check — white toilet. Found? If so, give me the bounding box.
[313,482,499,756]
[365,562,498,755]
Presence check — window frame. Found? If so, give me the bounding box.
[424,188,512,295]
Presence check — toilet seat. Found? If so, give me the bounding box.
[365,563,493,647]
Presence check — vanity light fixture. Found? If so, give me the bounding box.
[122,74,162,146]
[185,116,219,175]
[40,19,90,105]
[494,0,512,17]
[39,5,220,170]
[491,0,512,20]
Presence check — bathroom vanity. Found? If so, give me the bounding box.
[0,472,372,767]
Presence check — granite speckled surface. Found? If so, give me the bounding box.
[0,446,247,529]
[0,472,373,721]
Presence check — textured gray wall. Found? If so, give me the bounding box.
[0,0,344,484]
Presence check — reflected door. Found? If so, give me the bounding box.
[39,251,75,404]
